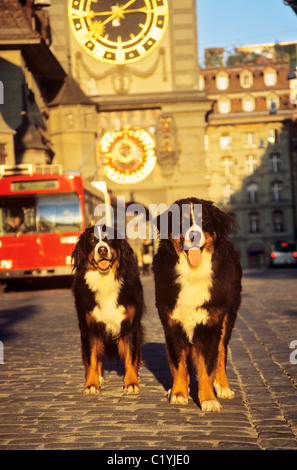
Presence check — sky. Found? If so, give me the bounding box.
[197,0,297,64]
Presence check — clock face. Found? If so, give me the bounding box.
[68,0,169,64]
[100,128,156,184]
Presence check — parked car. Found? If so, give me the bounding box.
[270,241,297,267]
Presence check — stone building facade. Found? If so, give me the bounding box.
[1,1,296,267]
[201,58,296,266]
[48,0,212,210]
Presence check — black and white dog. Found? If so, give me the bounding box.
[153,198,242,412]
[72,226,144,395]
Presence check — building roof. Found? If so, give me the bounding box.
[0,0,40,43]
[14,115,54,158]
[0,1,66,83]
[48,74,95,107]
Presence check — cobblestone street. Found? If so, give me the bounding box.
[0,268,297,451]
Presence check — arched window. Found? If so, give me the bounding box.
[240,69,253,88]
[267,94,279,113]
[222,157,232,175]
[249,212,260,233]
[272,211,285,232]
[198,75,205,91]
[218,96,231,114]
[223,184,234,205]
[271,181,283,202]
[247,183,259,203]
[269,153,281,172]
[264,67,277,86]
[242,95,255,112]
[220,132,231,149]
[245,155,257,174]
[216,71,229,90]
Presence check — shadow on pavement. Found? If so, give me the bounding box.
[2,276,74,292]
[142,342,172,391]
[0,304,38,341]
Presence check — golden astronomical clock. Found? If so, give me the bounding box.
[68,0,169,64]
[100,128,156,184]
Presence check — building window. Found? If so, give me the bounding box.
[267,96,278,113]
[222,157,232,175]
[218,97,231,114]
[271,181,283,202]
[244,132,256,147]
[249,212,260,233]
[268,129,278,144]
[64,112,74,129]
[264,68,277,86]
[216,71,229,90]
[223,184,234,205]
[220,133,231,149]
[247,183,259,203]
[242,96,255,112]
[245,155,257,174]
[199,75,205,91]
[0,143,7,165]
[272,210,285,232]
[240,71,253,88]
[269,153,281,172]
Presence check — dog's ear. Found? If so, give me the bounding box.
[72,227,93,270]
[209,204,238,239]
[117,238,135,265]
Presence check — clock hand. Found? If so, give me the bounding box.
[85,8,154,17]
[120,0,138,12]
[88,2,136,28]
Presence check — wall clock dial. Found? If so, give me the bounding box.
[100,128,156,184]
[68,0,169,64]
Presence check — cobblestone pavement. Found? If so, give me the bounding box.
[0,268,297,451]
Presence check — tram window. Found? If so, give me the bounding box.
[0,197,36,235]
[37,193,82,233]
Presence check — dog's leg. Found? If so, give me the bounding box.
[168,347,190,405]
[118,337,140,394]
[192,343,222,412]
[83,336,104,394]
[214,317,234,399]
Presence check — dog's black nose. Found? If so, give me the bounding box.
[188,230,201,243]
[98,246,108,257]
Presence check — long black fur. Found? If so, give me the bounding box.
[72,226,144,390]
[152,197,242,408]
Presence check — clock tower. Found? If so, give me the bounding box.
[48,0,212,208]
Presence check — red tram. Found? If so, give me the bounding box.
[0,164,110,284]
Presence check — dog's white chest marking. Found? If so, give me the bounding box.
[84,271,125,337]
[171,251,213,343]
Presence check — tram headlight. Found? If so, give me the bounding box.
[65,256,73,266]
[0,260,13,269]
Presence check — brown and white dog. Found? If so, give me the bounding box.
[72,226,144,395]
[152,198,242,412]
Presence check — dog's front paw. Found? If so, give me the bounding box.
[124,383,140,394]
[84,385,100,395]
[168,389,188,405]
[201,399,222,412]
[214,381,234,399]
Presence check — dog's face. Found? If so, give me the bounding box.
[156,198,236,268]
[72,226,120,275]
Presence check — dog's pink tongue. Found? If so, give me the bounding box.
[98,259,110,270]
[188,248,202,267]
